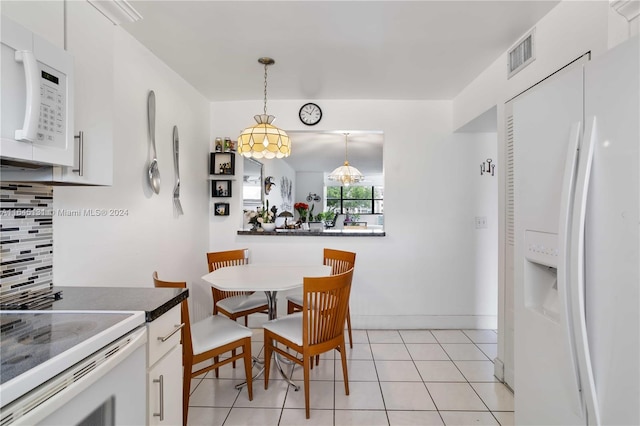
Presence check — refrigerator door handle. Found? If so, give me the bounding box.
[557,121,584,416]
[570,116,600,425]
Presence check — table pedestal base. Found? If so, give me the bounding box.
[235,291,300,391]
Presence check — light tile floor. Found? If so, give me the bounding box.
[187,329,514,426]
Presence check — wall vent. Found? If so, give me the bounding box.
[508,29,535,79]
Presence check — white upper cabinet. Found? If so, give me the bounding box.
[53,0,114,185]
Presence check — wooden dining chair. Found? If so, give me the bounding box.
[264,268,354,419]
[206,249,269,326]
[286,248,356,348]
[152,272,253,426]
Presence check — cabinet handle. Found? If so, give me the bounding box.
[158,323,184,342]
[72,131,84,176]
[153,374,164,421]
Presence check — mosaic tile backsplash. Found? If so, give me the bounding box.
[0,183,54,307]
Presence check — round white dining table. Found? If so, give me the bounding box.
[201,263,332,390]
[201,263,331,320]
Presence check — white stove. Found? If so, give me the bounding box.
[0,310,146,425]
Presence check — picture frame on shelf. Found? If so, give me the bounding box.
[211,180,232,197]
[214,202,229,216]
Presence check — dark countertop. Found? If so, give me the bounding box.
[51,286,188,322]
[237,229,385,237]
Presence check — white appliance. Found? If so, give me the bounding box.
[0,310,147,425]
[513,36,639,425]
[0,15,74,167]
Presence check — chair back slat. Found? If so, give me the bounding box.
[303,268,354,348]
[207,249,251,310]
[323,248,356,275]
[207,248,249,272]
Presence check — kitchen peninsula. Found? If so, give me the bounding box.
[237,229,385,237]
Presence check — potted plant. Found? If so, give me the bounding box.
[245,200,277,231]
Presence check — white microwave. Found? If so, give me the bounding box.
[1,15,74,167]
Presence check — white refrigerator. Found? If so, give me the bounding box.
[513,36,639,425]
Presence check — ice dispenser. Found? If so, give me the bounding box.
[524,230,560,322]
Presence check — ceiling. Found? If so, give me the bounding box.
[284,130,384,174]
[122,0,560,102]
[121,1,559,174]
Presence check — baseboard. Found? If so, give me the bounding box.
[351,315,498,330]
[494,357,505,381]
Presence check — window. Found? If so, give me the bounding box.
[326,186,384,214]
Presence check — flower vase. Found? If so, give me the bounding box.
[261,223,276,232]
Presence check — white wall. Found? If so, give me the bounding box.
[208,100,498,329]
[295,171,324,218]
[53,29,210,294]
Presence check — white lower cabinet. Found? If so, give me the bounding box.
[146,304,183,425]
[148,344,182,426]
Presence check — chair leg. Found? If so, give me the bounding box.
[213,356,220,378]
[287,300,295,315]
[339,340,350,396]
[182,363,191,426]
[346,307,353,349]
[303,354,311,419]
[242,338,253,401]
[264,333,272,389]
[231,349,237,369]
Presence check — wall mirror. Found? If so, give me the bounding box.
[242,157,263,207]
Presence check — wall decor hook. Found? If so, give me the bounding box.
[480,158,496,176]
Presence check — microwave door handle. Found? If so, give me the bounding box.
[14,50,40,142]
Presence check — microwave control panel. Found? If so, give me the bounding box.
[35,62,66,149]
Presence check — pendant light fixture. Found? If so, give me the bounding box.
[328,133,364,186]
[237,57,291,159]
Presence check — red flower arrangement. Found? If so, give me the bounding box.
[294,202,309,222]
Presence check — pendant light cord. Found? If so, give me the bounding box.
[263,63,268,115]
[344,133,350,163]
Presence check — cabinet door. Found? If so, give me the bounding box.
[55,0,114,185]
[0,0,64,48]
[148,344,183,426]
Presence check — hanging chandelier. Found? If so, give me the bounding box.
[237,57,290,159]
[328,133,364,186]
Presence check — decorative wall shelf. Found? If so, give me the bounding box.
[211,180,232,197]
[210,152,235,176]
[214,202,230,216]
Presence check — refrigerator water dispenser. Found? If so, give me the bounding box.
[524,231,560,322]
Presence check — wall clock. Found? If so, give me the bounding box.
[299,103,322,126]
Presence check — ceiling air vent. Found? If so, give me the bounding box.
[508,29,535,79]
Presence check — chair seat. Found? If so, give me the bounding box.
[285,293,303,306]
[263,312,303,346]
[191,314,253,355]
[217,292,268,314]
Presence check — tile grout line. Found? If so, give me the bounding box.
[364,330,392,426]
[401,329,446,426]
